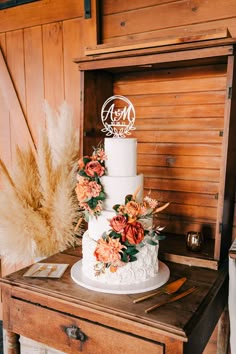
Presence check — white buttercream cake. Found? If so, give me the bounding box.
[81,138,159,285]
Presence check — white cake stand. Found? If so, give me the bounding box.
[71,260,170,295]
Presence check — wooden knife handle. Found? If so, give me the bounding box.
[145,287,196,313]
[133,290,162,303]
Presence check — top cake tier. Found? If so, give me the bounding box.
[105,138,137,176]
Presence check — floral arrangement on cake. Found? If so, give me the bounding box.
[75,145,107,219]
[93,190,169,275]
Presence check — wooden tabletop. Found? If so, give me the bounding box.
[0,247,228,344]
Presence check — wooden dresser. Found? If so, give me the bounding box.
[0,247,228,354]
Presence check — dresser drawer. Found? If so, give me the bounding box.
[10,297,164,354]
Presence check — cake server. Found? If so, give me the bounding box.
[145,286,197,313]
[133,277,187,303]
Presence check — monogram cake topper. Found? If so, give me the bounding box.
[101,95,136,138]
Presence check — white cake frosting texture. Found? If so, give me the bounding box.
[80,137,162,286]
[82,231,159,284]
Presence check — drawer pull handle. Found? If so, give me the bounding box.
[65,325,87,342]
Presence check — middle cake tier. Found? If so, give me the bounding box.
[100,174,143,211]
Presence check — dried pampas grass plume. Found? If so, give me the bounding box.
[0,101,82,266]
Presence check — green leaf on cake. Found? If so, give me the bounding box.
[88,198,98,209]
[121,252,129,263]
[125,247,139,256]
[109,230,121,238]
[78,170,88,177]
[125,194,133,204]
[98,191,106,200]
[129,255,137,262]
[113,204,120,212]
[147,239,158,246]
[83,157,90,164]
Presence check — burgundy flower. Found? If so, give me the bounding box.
[123,222,144,245]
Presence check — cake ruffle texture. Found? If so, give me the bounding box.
[82,231,159,285]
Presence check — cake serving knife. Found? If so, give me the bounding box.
[133,277,187,303]
[145,286,197,313]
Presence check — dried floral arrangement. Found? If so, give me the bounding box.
[93,191,169,275]
[75,145,107,219]
[0,102,83,266]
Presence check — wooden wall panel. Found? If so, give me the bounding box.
[4,30,30,155]
[0,92,11,168]
[43,22,64,109]
[0,33,11,168]
[101,0,236,43]
[24,26,45,144]
[114,62,227,237]
[63,18,83,133]
[0,0,83,33]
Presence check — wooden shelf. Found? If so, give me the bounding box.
[159,234,218,270]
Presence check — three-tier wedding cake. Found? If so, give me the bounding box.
[73,96,169,291]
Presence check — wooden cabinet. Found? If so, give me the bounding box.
[10,296,163,353]
[0,249,229,354]
[75,42,236,270]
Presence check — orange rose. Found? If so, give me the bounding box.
[125,201,140,220]
[110,215,127,233]
[123,222,144,245]
[85,161,105,177]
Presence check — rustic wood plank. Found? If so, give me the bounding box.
[139,165,220,180]
[129,91,226,106]
[138,154,221,170]
[136,118,224,131]
[76,46,233,70]
[85,28,229,55]
[102,0,178,15]
[80,0,100,51]
[24,26,45,145]
[164,203,217,221]
[138,143,222,156]
[133,130,223,144]
[136,104,224,118]
[101,0,236,40]
[115,64,227,83]
[102,16,236,45]
[145,177,219,195]
[0,43,35,152]
[10,297,163,354]
[63,18,83,133]
[217,307,230,354]
[115,77,227,95]
[148,190,218,208]
[43,22,64,109]
[0,92,11,168]
[0,34,11,169]
[0,0,83,33]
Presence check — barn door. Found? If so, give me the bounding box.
[0,46,36,167]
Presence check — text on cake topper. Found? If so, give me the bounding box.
[101,95,136,138]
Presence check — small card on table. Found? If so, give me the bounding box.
[23,263,69,278]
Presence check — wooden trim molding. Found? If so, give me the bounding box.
[85,27,231,56]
